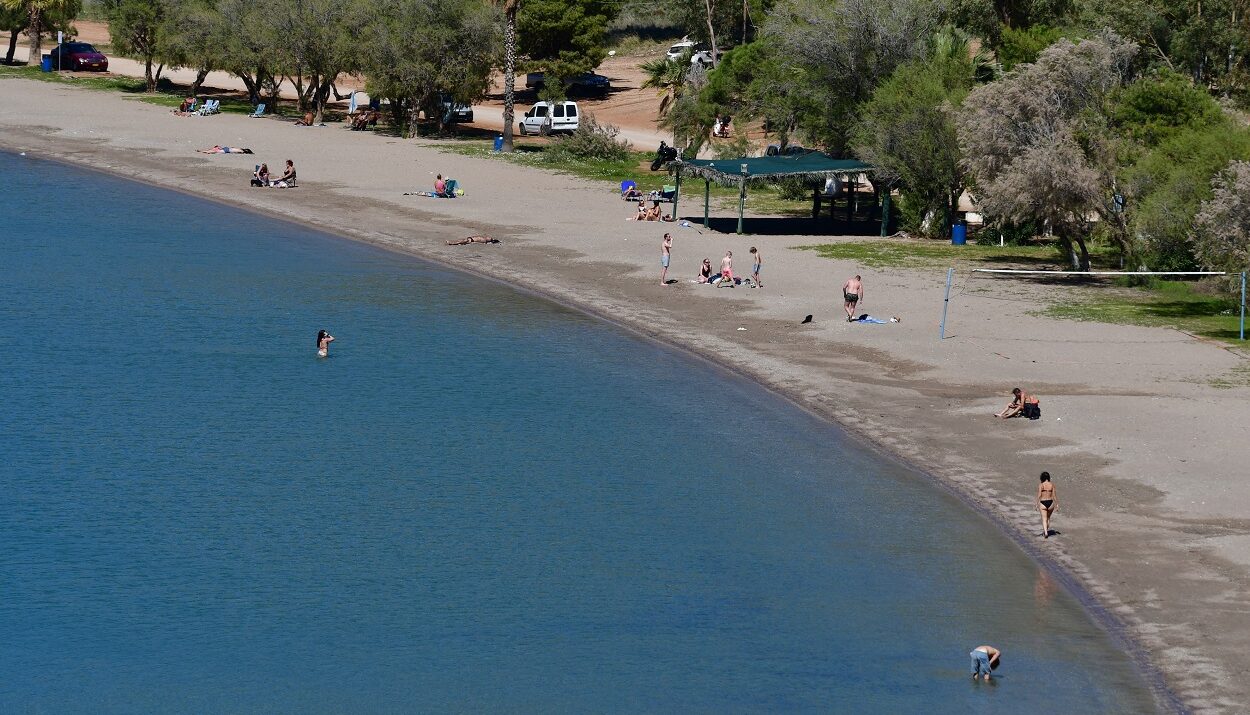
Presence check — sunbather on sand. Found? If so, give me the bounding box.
[623,186,642,200]
[174,97,195,115]
[645,202,663,221]
[446,235,500,245]
[630,202,647,221]
[295,112,315,126]
[198,145,254,154]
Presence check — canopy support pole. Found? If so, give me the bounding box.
[880,192,891,237]
[1241,271,1246,341]
[812,188,820,219]
[703,179,710,229]
[673,173,681,219]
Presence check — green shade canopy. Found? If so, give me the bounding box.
[674,153,873,187]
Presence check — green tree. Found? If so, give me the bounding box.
[214,0,282,108]
[1083,0,1250,100]
[1124,123,1250,269]
[358,0,497,136]
[517,0,615,91]
[158,0,227,97]
[957,34,1138,269]
[759,0,943,153]
[852,32,989,238]
[1,0,80,62]
[104,0,167,92]
[270,0,362,123]
[2,3,29,64]
[1107,69,1223,148]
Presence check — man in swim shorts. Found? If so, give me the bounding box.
[750,246,762,288]
[842,274,863,321]
[970,645,1000,681]
[661,233,672,285]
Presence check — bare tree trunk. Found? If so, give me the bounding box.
[501,0,519,152]
[192,69,209,97]
[6,28,19,64]
[703,0,719,68]
[407,104,421,139]
[27,7,43,63]
[144,57,156,93]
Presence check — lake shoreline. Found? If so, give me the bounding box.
[8,75,1249,712]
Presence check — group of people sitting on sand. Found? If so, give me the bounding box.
[696,250,758,288]
[630,201,674,222]
[250,159,298,188]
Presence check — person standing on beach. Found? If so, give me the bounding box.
[842,274,863,321]
[317,329,335,358]
[750,247,762,288]
[721,251,735,285]
[661,233,672,285]
[969,645,1000,681]
[1037,471,1057,538]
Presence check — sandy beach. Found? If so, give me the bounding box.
[4,74,1249,713]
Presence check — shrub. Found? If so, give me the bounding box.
[1192,161,1250,289]
[546,114,633,162]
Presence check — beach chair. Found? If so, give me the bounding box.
[443,179,460,197]
[620,180,636,193]
[197,99,220,116]
[248,103,266,118]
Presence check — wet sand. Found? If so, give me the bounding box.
[4,75,1249,713]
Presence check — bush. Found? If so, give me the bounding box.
[545,114,633,162]
[1192,161,1250,290]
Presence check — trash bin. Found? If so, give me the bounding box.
[493,135,504,152]
[41,55,53,72]
[952,223,967,245]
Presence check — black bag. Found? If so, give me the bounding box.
[1023,403,1041,420]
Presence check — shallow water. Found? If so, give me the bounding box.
[0,152,1158,712]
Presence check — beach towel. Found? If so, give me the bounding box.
[855,314,888,324]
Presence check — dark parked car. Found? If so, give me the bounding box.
[47,42,109,72]
[524,72,610,95]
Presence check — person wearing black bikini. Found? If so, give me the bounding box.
[1037,471,1057,538]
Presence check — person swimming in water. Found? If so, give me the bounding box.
[1037,471,1057,538]
[317,329,335,357]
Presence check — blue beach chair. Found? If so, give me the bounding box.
[248,103,266,118]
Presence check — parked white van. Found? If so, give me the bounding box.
[518,101,580,135]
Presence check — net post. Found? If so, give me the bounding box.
[940,267,954,340]
[1241,271,1246,341]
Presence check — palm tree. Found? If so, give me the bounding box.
[496,0,520,152]
[639,55,689,118]
[0,0,78,64]
[931,25,999,84]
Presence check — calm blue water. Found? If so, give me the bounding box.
[1,152,1158,713]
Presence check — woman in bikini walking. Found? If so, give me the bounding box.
[1037,471,1057,538]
